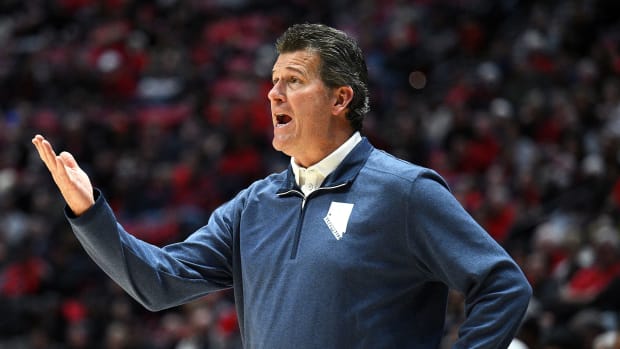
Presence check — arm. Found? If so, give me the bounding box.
[408,173,532,349]
[32,134,235,311]
[67,190,235,311]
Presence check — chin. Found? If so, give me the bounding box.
[272,139,288,155]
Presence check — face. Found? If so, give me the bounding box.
[268,50,341,167]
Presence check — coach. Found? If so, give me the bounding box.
[33,23,531,348]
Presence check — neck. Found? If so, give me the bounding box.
[294,130,355,168]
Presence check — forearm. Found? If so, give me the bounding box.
[66,189,231,311]
[453,260,532,348]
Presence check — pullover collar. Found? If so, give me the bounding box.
[277,136,374,195]
[291,132,362,195]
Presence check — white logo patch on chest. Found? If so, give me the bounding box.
[323,201,354,240]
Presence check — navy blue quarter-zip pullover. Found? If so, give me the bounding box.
[67,137,531,349]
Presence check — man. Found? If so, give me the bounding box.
[32,23,531,348]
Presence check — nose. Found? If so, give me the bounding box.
[268,80,285,102]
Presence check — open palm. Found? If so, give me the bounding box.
[32,134,95,216]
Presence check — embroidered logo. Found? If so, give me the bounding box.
[323,201,354,240]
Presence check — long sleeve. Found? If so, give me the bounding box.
[407,173,532,349]
[66,189,236,311]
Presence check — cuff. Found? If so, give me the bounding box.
[64,188,103,221]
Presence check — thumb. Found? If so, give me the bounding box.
[59,151,79,169]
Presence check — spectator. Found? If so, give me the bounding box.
[0,0,619,347]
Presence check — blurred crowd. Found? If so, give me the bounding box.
[1,0,620,348]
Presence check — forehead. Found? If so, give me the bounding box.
[272,50,321,77]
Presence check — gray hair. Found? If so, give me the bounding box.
[275,23,370,131]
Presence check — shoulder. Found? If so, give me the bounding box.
[232,170,288,201]
[364,148,449,190]
[210,170,288,218]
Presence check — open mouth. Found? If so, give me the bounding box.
[275,114,292,128]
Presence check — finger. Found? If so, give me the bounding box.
[37,138,59,173]
[59,151,79,170]
[31,135,45,156]
[42,140,56,166]
[32,136,52,168]
[42,145,58,173]
[31,134,43,144]
[54,153,71,184]
[32,135,52,164]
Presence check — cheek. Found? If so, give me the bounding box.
[302,92,331,115]
[292,88,333,132]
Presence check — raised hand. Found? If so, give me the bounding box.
[32,134,95,216]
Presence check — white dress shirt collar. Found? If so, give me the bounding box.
[291,132,362,195]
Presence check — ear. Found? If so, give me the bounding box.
[332,86,354,116]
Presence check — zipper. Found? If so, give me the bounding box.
[290,196,306,259]
[278,181,350,260]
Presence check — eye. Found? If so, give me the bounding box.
[289,76,301,84]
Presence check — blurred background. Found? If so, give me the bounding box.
[1,0,620,348]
